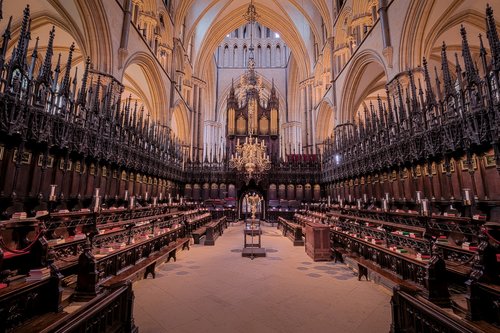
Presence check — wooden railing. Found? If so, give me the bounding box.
[39,281,137,333]
[391,287,486,333]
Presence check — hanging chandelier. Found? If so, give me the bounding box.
[229,136,271,183]
[229,0,270,183]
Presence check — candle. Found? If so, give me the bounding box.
[385,193,390,201]
[383,199,389,211]
[49,184,57,201]
[327,195,331,206]
[95,188,100,198]
[94,196,100,212]
[416,191,422,203]
[337,195,341,202]
[124,190,128,201]
[357,199,362,210]
[463,188,471,204]
[422,199,429,215]
[348,194,352,202]
[153,197,157,206]
[169,196,172,205]
[159,192,162,201]
[363,193,368,203]
[145,192,148,201]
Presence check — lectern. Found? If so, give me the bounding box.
[242,219,266,258]
[305,222,331,261]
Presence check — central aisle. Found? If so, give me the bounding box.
[133,222,391,333]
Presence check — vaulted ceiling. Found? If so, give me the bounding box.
[175,0,334,80]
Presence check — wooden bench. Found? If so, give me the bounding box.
[332,246,346,263]
[348,254,421,292]
[277,217,304,246]
[101,237,190,286]
[204,217,227,246]
[192,227,207,244]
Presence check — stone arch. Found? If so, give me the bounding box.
[171,101,190,144]
[121,51,168,123]
[74,0,113,74]
[316,101,334,148]
[339,49,387,122]
[399,0,492,71]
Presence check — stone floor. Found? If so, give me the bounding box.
[133,222,392,333]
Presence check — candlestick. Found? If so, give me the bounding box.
[463,188,471,205]
[416,191,422,203]
[49,184,57,201]
[422,199,429,216]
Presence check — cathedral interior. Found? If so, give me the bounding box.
[0,0,499,332]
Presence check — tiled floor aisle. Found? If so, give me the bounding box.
[133,222,391,333]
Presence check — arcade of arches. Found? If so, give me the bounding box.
[0,1,499,332]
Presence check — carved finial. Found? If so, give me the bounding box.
[486,4,500,70]
[61,42,75,97]
[28,36,38,79]
[441,42,454,97]
[422,57,436,107]
[78,57,91,105]
[460,25,480,87]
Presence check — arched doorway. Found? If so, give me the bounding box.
[237,179,266,221]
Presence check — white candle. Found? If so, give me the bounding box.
[124,190,128,201]
[363,194,368,203]
[94,196,100,212]
[327,195,331,206]
[159,192,162,201]
[383,199,389,211]
[416,191,422,203]
[385,193,390,201]
[464,188,471,202]
[348,195,352,202]
[49,185,57,201]
[153,197,157,206]
[145,192,148,201]
[422,199,429,215]
[357,199,362,210]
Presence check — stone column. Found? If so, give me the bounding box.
[118,0,133,69]
[378,0,393,68]
[302,86,308,153]
[197,87,203,161]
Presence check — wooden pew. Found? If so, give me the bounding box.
[204,217,227,246]
[277,217,304,246]
[101,237,190,285]
[192,227,207,244]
